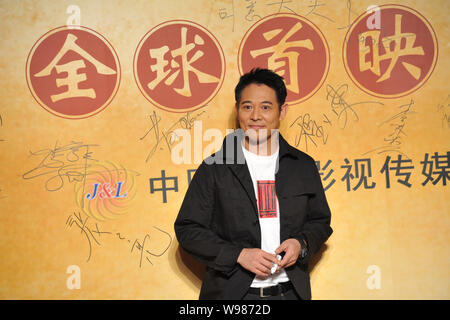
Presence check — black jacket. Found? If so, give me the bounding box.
[174,129,333,299]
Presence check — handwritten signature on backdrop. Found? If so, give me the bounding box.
[65,211,172,267]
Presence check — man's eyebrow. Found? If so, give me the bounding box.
[239,100,273,104]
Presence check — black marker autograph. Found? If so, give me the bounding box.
[22,141,98,192]
[326,84,384,129]
[66,212,172,267]
[140,109,206,163]
[364,99,415,158]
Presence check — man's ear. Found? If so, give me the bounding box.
[279,103,288,121]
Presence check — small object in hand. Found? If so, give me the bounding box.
[271,255,282,274]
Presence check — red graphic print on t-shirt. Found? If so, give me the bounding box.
[257,180,277,218]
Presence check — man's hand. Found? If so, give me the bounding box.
[237,248,280,278]
[275,239,301,271]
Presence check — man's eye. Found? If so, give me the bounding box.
[243,105,252,110]
[262,105,270,110]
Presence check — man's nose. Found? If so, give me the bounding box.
[250,107,261,120]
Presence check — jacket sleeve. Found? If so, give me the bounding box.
[294,157,333,265]
[174,161,243,276]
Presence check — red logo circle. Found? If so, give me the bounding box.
[343,5,438,98]
[26,26,121,119]
[134,20,226,113]
[238,13,330,105]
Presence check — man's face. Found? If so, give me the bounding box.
[236,83,287,150]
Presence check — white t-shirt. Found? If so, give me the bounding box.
[241,141,290,287]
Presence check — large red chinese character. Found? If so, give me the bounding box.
[343,5,438,98]
[238,13,329,105]
[26,26,120,119]
[134,20,225,113]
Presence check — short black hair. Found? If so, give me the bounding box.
[234,68,287,107]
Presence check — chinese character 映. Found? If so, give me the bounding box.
[359,14,425,83]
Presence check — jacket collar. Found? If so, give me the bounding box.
[209,129,298,217]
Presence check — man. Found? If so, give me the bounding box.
[174,68,332,300]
